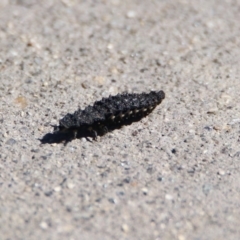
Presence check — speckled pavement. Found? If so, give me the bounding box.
[1,0,240,239]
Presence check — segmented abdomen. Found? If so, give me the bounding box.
[59,91,165,129]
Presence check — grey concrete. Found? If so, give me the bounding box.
[0,0,240,239]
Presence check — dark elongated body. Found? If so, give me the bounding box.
[54,90,165,141]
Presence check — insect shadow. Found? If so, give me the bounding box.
[40,131,73,144]
[40,127,93,145]
[40,115,145,145]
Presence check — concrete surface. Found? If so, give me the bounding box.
[0,0,240,239]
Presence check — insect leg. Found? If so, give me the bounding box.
[88,127,98,140]
[73,129,78,139]
[92,130,97,140]
[99,125,108,134]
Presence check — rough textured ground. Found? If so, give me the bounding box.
[0,0,240,239]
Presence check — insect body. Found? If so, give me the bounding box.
[54,90,165,141]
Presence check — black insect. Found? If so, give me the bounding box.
[41,90,165,144]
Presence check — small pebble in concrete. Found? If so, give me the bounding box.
[6,138,17,145]
[218,169,225,176]
[40,221,48,229]
[122,223,129,232]
[126,11,136,18]
[165,194,173,200]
